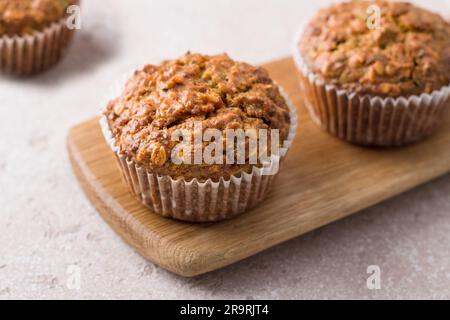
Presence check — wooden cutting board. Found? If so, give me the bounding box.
[67,57,450,277]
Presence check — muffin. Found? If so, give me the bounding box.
[295,0,450,146]
[0,0,79,75]
[101,53,297,222]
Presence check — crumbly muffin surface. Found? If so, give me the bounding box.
[105,53,291,181]
[298,0,450,97]
[0,0,75,36]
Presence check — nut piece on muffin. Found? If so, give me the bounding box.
[103,53,296,222]
[295,0,450,146]
[0,0,79,75]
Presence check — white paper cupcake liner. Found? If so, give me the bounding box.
[293,23,450,147]
[0,18,76,76]
[100,88,297,222]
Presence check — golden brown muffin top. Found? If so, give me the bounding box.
[105,53,292,181]
[298,0,450,97]
[0,0,76,36]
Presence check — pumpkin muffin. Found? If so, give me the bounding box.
[295,0,450,146]
[0,0,80,75]
[102,53,297,222]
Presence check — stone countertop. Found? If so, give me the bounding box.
[1,0,450,300]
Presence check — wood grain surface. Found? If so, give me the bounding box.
[67,57,450,277]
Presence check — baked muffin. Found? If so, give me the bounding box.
[295,0,450,146]
[0,0,79,75]
[102,53,297,222]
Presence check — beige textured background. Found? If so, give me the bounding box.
[1,0,450,300]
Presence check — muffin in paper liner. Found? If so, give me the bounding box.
[293,26,450,147]
[0,18,77,76]
[100,88,297,222]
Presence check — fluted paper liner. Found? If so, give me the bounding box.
[0,18,76,76]
[100,88,297,222]
[293,24,450,147]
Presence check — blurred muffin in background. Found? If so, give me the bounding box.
[0,0,80,75]
[295,0,450,146]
